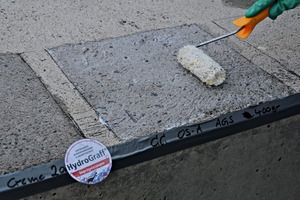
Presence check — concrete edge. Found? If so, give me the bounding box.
[1,93,299,199]
[20,50,121,146]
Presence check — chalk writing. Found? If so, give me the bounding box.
[151,133,167,147]
[197,124,203,134]
[51,164,67,177]
[7,174,45,188]
[176,124,203,139]
[242,104,281,119]
[216,116,234,127]
[177,129,191,139]
[5,163,67,189]
[254,105,280,117]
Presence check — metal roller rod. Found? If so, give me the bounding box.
[196,26,245,48]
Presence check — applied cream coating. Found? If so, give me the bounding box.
[177,45,226,86]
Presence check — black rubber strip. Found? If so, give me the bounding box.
[1,93,300,200]
[111,93,300,169]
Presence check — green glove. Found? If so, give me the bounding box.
[245,0,300,20]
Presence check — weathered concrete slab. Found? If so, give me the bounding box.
[221,0,256,9]
[1,0,299,199]
[0,54,82,174]
[0,0,246,54]
[21,51,119,146]
[27,114,300,200]
[48,24,294,140]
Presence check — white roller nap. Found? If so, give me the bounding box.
[177,45,226,86]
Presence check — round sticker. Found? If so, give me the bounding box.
[65,139,112,184]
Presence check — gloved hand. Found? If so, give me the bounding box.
[245,0,300,20]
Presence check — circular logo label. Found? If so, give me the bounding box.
[65,139,112,184]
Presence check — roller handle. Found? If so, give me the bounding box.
[233,6,270,39]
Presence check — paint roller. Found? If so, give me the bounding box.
[177,7,270,86]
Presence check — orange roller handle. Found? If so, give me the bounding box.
[233,6,270,39]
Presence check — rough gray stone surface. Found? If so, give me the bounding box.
[214,8,300,77]
[0,1,299,199]
[48,25,294,140]
[222,0,256,9]
[0,54,82,174]
[27,115,300,200]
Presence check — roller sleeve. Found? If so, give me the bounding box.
[177,45,226,86]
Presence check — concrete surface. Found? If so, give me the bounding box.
[0,0,246,53]
[25,115,300,200]
[0,54,81,174]
[213,10,300,92]
[48,24,293,140]
[21,50,120,145]
[0,0,299,199]
[221,0,256,9]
